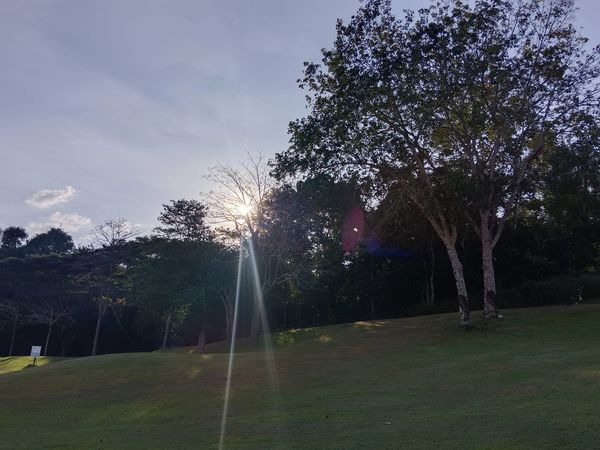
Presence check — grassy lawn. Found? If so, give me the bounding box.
[1,304,600,449]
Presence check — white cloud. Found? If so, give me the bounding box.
[27,211,92,235]
[25,185,77,209]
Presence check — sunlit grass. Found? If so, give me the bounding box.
[0,356,67,374]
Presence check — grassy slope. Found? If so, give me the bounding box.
[1,304,600,449]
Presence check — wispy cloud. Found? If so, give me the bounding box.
[27,211,92,235]
[25,186,77,209]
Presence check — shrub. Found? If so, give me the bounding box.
[519,273,600,306]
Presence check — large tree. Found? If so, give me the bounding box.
[154,199,214,242]
[206,154,292,337]
[274,0,599,325]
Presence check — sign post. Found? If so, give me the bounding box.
[30,346,42,366]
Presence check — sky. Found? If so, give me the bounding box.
[1,0,598,243]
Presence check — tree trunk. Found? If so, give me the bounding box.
[161,313,171,349]
[444,243,471,327]
[197,286,207,352]
[8,310,18,356]
[91,305,105,356]
[225,303,233,342]
[427,239,435,305]
[197,330,206,353]
[249,294,261,339]
[369,256,376,319]
[43,310,53,356]
[481,212,499,318]
[219,290,234,342]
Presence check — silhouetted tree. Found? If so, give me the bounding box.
[155,199,214,242]
[91,218,140,248]
[26,228,74,254]
[1,226,28,250]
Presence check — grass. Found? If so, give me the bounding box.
[2,304,600,449]
[0,356,68,375]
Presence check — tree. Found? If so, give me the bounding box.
[1,226,28,250]
[274,0,472,325]
[206,154,280,337]
[206,153,274,240]
[75,249,130,355]
[154,199,214,242]
[274,0,599,324]
[26,228,74,254]
[411,0,600,318]
[91,217,140,248]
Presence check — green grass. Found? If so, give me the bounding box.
[2,304,600,449]
[0,356,68,375]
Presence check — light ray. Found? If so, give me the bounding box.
[219,239,244,450]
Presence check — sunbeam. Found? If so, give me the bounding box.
[219,239,244,450]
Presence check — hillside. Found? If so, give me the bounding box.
[2,304,600,449]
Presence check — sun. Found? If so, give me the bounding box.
[237,203,252,216]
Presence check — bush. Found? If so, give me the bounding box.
[519,273,600,307]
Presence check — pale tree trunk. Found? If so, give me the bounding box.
[480,212,499,318]
[421,208,470,326]
[43,309,53,356]
[220,293,233,342]
[369,256,376,318]
[91,303,106,356]
[8,310,18,356]
[423,239,435,306]
[161,313,171,349]
[444,243,471,327]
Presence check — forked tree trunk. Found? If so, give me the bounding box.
[480,212,499,318]
[444,243,471,327]
[43,310,53,356]
[161,313,172,349]
[8,310,18,356]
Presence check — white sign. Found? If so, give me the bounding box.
[30,346,42,357]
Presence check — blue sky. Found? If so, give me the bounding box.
[1,0,598,242]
